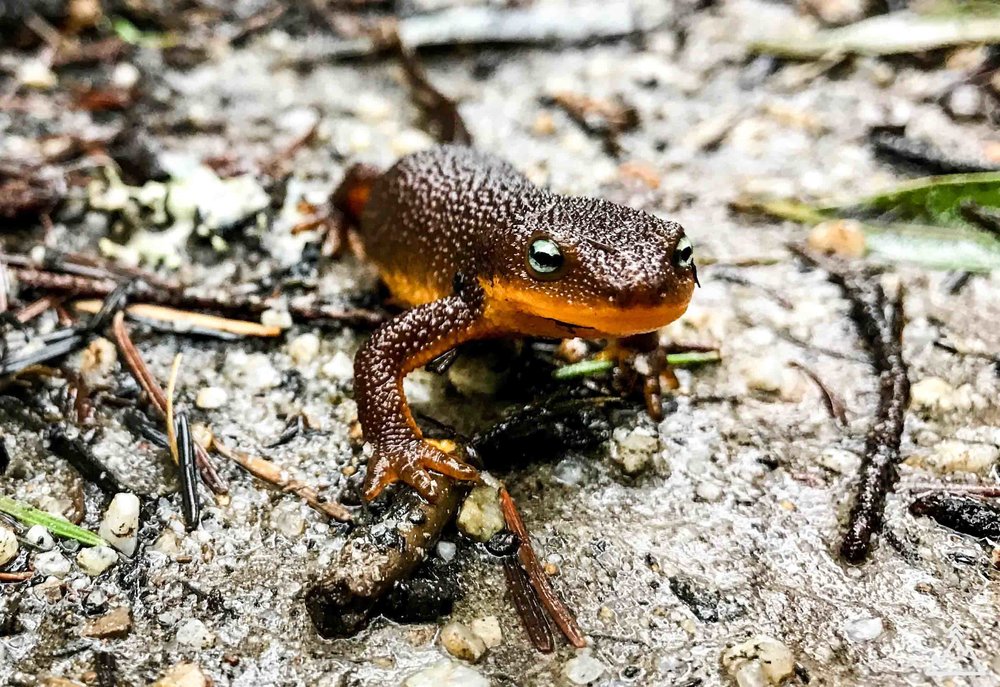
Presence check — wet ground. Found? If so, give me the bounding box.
[2,1,1000,685]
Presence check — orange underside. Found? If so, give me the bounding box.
[380,272,691,338]
[482,282,691,337]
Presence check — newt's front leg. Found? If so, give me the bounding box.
[354,284,490,501]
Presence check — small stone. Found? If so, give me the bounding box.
[82,606,132,638]
[808,219,866,258]
[945,84,983,120]
[402,659,490,687]
[470,616,502,649]
[456,486,505,542]
[553,457,586,486]
[18,60,57,89]
[610,426,659,475]
[225,351,281,390]
[270,501,305,538]
[80,337,117,384]
[391,129,434,157]
[175,618,215,650]
[289,333,320,365]
[111,63,141,90]
[722,635,795,686]
[321,351,354,381]
[910,377,954,411]
[563,650,607,685]
[99,493,140,556]
[696,482,723,502]
[152,663,207,687]
[260,309,293,329]
[742,357,785,394]
[77,545,119,576]
[34,550,71,578]
[440,621,487,662]
[842,616,883,643]
[533,112,557,136]
[436,541,457,562]
[0,526,18,566]
[26,524,55,551]
[817,448,859,474]
[195,387,228,409]
[910,441,999,475]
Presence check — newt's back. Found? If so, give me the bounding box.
[358,145,546,306]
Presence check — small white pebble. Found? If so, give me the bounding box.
[26,525,55,551]
[910,377,955,411]
[18,60,57,89]
[111,63,141,90]
[470,616,503,649]
[722,635,795,685]
[456,486,505,542]
[843,616,884,643]
[321,351,354,381]
[195,387,228,410]
[402,659,490,687]
[0,527,18,566]
[440,621,487,663]
[77,545,119,576]
[175,618,215,650]
[436,540,457,562]
[260,309,293,329]
[99,493,140,556]
[563,650,607,685]
[696,482,723,502]
[288,332,321,365]
[34,550,71,578]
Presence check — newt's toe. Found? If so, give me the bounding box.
[363,440,477,502]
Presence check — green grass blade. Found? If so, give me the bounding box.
[0,495,106,547]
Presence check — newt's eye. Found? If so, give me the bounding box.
[527,237,565,279]
[674,236,694,269]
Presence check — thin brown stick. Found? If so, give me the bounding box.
[0,571,34,582]
[503,558,555,653]
[214,440,351,522]
[74,300,282,337]
[790,361,848,426]
[499,487,586,648]
[15,296,56,323]
[111,312,228,494]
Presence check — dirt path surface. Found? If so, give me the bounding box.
[2,1,1000,685]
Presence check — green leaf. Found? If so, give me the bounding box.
[553,350,722,380]
[0,496,106,547]
[665,350,722,367]
[735,173,1000,273]
[552,358,613,380]
[826,172,1000,231]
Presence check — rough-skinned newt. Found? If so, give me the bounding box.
[342,145,697,502]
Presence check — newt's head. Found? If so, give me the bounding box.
[481,196,697,337]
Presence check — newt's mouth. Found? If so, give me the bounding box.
[484,283,693,337]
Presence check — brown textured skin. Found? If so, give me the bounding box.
[353,145,696,501]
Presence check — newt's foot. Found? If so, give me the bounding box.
[363,439,479,502]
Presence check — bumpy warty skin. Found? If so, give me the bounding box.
[353,145,696,500]
[359,145,693,314]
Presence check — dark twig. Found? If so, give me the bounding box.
[389,35,472,145]
[499,487,586,648]
[789,361,848,426]
[48,428,123,496]
[174,412,201,530]
[910,492,1000,540]
[959,201,1000,240]
[794,249,910,564]
[306,457,465,637]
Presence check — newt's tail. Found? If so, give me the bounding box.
[331,163,381,225]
